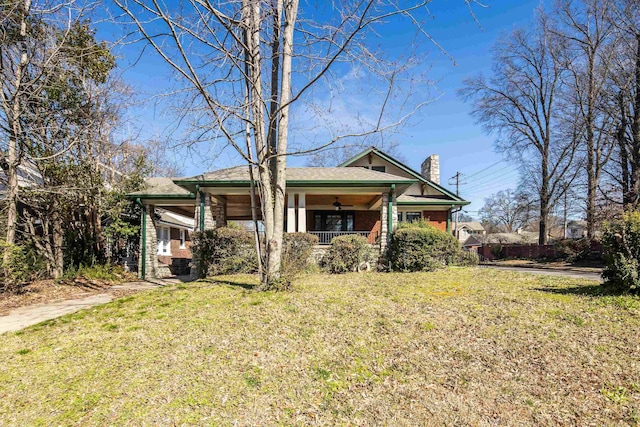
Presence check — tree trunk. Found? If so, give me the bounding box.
[631,32,640,205]
[52,205,64,279]
[5,0,30,249]
[585,52,596,239]
[539,146,550,245]
[618,91,630,205]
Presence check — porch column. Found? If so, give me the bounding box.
[391,189,397,233]
[194,191,215,232]
[287,193,296,233]
[139,204,158,279]
[215,196,227,228]
[297,193,306,232]
[380,192,389,253]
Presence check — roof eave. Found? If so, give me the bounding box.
[125,193,196,200]
[397,200,470,206]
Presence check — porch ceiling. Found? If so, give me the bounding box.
[306,194,378,207]
[213,193,382,212]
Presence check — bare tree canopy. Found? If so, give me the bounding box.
[113,0,483,288]
[459,12,579,244]
[479,189,535,233]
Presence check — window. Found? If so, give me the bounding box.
[313,211,355,231]
[397,212,403,222]
[406,212,422,223]
[179,229,186,249]
[157,227,171,255]
[371,165,386,173]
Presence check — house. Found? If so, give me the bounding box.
[128,147,469,278]
[455,221,485,242]
[566,220,587,239]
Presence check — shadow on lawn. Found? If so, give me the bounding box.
[206,278,257,290]
[535,282,628,297]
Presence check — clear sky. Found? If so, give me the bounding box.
[106,0,546,218]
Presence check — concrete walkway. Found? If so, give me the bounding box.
[0,277,187,335]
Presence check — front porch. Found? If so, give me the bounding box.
[282,192,387,245]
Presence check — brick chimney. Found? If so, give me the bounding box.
[421,154,440,184]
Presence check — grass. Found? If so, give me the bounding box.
[1,268,639,425]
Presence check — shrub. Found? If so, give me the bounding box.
[321,234,373,274]
[191,227,257,278]
[1,241,45,291]
[61,263,129,283]
[282,233,318,275]
[456,250,480,267]
[601,211,640,293]
[389,223,461,272]
[555,238,592,262]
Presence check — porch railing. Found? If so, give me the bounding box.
[308,230,378,245]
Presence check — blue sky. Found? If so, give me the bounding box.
[107,0,545,218]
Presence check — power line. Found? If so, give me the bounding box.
[463,159,505,179]
[462,169,520,192]
[462,164,517,187]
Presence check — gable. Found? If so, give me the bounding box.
[340,148,466,203]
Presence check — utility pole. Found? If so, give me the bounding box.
[448,172,466,238]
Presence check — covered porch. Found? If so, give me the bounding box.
[208,190,392,246]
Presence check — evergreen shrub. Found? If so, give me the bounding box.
[602,211,640,293]
[389,220,465,272]
[321,234,373,274]
[191,227,257,278]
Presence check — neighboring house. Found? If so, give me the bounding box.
[128,147,469,279]
[155,210,194,275]
[566,220,587,239]
[472,231,539,245]
[0,160,44,200]
[464,230,539,254]
[456,221,485,242]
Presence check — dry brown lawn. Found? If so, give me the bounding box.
[1,268,639,426]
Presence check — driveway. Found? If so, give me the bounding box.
[481,265,602,282]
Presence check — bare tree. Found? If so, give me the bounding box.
[552,0,617,239]
[113,0,482,288]
[604,0,640,206]
[479,189,535,233]
[460,14,579,244]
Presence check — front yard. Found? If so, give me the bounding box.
[1,268,639,425]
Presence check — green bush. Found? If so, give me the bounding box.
[456,250,480,266]
[321,234,373,274]
[282,233,318,275]
[191,227,257,278]
[602,211,640,293]
[1,241,45,291]
[389,223,461,272]
[555,238,592,262]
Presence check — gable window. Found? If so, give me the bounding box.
[371,165,386,173]
[179,229,186,249]
[157,227,171,255]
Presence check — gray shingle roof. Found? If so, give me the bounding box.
[456,221,485,231]
[187,166,415,183]
[128,177,194,197]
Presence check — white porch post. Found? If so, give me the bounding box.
[287,193,296,233]
[297,193,306,232]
